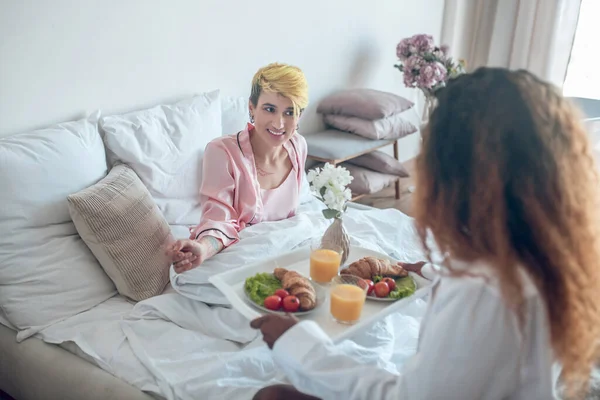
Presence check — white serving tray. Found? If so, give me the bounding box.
[209,245,431,344]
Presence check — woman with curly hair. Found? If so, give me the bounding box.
[250,67,600,400]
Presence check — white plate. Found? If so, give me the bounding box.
[242,274,327,316]
[209,245,432,344]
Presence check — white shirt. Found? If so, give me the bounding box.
[271,260,556,400]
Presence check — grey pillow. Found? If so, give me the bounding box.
[309,163,398,196]
[347,151,409,177]
[67,164,172,301]
[323,113,417,140]
[317,88,414,120]
[342,163,398,195]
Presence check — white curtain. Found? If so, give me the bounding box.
[440,0,582,88]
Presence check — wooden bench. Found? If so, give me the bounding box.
[305,130,401,201]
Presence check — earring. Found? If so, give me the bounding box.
[249,114,255,124]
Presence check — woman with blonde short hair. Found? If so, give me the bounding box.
[167,63,309,272]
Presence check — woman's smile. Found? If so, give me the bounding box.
[267,128,286,137]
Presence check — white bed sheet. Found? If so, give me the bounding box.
[35,296,164,397]
[32,200,431,400]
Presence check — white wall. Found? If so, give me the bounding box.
[0,0,445,160]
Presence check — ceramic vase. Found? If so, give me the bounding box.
[321,217,350,265]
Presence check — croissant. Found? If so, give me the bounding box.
[274,267,317,311]
[340,256,408,280]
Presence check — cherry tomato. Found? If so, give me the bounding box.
[359,279,375,295]
[274,289,290,299]
[282,295,300,312]
[374,281,390,298]
[264,295,282,310]
[381,277,396,291]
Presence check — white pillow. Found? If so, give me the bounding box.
[0,113,117,341]
[100,91,222,225]
[221,95,248,136]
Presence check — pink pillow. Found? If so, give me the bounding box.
[323,113,417,140]
[317,88,414,120]
[347,151,409,177]
[342,163,397,195]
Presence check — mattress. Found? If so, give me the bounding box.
[0,322,153,400]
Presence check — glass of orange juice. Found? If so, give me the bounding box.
[329,275,368,324]
[309,240,343,284]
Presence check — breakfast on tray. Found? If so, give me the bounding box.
[341,256,416,300]
[244,267,317,313]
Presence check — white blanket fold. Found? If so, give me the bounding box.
[119,295,427,400]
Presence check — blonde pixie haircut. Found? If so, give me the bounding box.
[249,63,309,117]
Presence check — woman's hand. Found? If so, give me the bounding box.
[167,239,204,273]
[399,261,430,280]
[250,314,299,349]
[166,236,225,273]
[253,385,322,400]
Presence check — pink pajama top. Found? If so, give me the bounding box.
[190,124,307,247]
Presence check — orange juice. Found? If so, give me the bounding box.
[330,284,366,323]
[310,248,342,283]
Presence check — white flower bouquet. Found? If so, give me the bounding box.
[307,163,354,219]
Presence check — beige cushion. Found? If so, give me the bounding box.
[67,164,172,301]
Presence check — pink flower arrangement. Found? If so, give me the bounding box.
[395,34,466,96]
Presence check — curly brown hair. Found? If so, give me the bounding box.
[414,67,600,397]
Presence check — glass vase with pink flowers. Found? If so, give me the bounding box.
[394,34,466,124]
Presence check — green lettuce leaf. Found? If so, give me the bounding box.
[389,276,417,299]
[244,273,282,305]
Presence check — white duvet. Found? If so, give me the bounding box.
[35,201,430,400]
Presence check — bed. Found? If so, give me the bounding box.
[0,88,437,399]
[0,200,432,400]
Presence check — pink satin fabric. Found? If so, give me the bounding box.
[260,168,297,221]
[190,124,307,247]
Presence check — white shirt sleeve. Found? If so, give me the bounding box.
[271,278,522,400]
[420,262,438,280]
